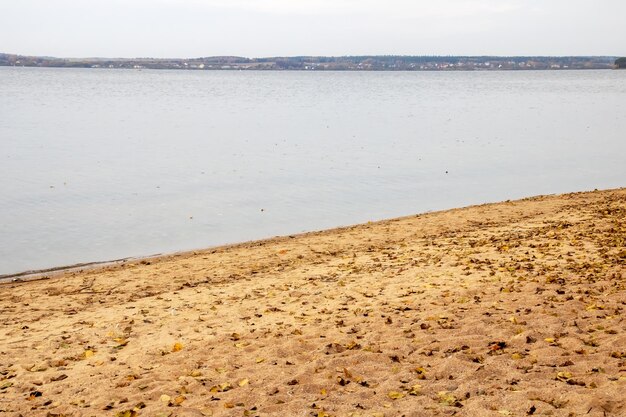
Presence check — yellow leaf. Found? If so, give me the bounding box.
[438,391,461,407]
[544,337,558,346]
[238,378,249,387]
[556,371,572,382]
[190,370,202,377]
[209,382,233,393]
[115,411,137,417]
[160,394,171,403]
[511,353,524,360]
[256,357,265,363]
[320,388,327,395]
[173,395,186,405]
[83,349,95,359]
[387,391,405,400]
[408,384,422,395]
[172,342,184,352]
[345,341,361,350]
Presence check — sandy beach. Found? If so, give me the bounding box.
[1,188,625,417]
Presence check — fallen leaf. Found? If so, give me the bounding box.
[133,402,146,410]
[544,338,558,346]
[414,367,427,379]
[325,343,346,354]
[488,341,507,352]
[387,391,405,400]
[28,391,43,400]
[113,337,128,346]
[408,384,422,395]
[555,371,572,382]
[114,411,137,417]
[438,391,463,407]
[210,382,233,393]
[172,342,184,352]
[346,341,361,350]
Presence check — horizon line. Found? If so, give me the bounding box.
[1,52,622,61]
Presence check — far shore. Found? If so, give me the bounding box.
[1,188,624,416]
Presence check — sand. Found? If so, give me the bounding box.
[1,188,625,417]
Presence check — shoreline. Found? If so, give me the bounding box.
[0,190,563,284]
[1,187,624,416]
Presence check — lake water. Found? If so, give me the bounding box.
[1,67,625,276]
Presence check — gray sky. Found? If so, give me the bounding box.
[1,0,623,58]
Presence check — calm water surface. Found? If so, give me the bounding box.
[1,68,625,275]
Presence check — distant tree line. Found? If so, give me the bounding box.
[0,52,620,71]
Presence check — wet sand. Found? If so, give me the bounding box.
[1,188,625,416]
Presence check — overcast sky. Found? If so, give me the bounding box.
[1,0,623,58]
